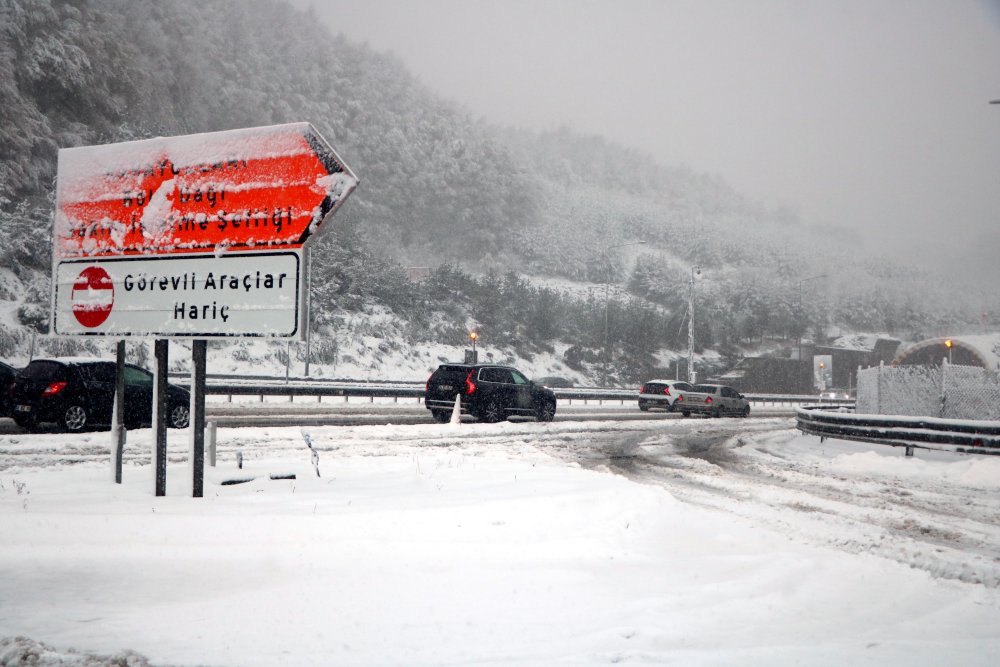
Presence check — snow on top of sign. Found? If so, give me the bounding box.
[57,122,316,178]
[139,175,175,240]
[53,122,358,260]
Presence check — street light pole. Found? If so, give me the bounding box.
[601,240,646,386]
[796,273,827,362]
[687,265,701,383]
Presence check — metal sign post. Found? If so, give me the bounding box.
[191,340,207,497]
[111,340,126,484]
[154,339,168,497]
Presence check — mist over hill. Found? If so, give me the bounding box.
[0,0,989,383]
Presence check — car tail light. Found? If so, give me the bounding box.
[677,395,683,402]
[43,381,67,396]
[663,387,671,396]
[640,386,647,394]
[705,396,713,404]
[465,370,477,395]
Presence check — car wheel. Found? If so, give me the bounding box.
[13,414,36,430]
[431,410,450,423]
[479,399,504,423]
[681,411,690,418]
[63,404,89,432]
[536,400,556,422]
[638,403,649,412]
[168,403,190,429]
[741,405,751,418]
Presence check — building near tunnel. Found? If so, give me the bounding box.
[713,335,901,394]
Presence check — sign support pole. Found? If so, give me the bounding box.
[191,340,206,498]
[303,246,312,377]
[154,339,168,496]
[111,339,126,484]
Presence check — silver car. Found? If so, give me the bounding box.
[687,384,751,418]
[638,379,696,412]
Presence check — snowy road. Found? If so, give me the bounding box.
[0,401,796,432]
[3,415,998,587]
[2,417,999,665]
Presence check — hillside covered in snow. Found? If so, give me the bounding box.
[0,0,989,383]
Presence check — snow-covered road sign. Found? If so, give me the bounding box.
[51,123,357,338]
[54,252,301,337]
[54,123,357,258]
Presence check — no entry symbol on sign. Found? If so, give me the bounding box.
[71,266,114,328]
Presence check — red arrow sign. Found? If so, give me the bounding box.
[54,123,358,259]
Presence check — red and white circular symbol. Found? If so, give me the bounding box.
[72,266,114,328]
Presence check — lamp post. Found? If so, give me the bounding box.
[945,338,953,364]
[796,273,827,362]
[600,241,646,386]
[687,265,701,383]
[469,330,478,362]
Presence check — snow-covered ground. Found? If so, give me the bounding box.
[2,418,999,665]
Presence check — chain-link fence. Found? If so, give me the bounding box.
[857,361,1000,420]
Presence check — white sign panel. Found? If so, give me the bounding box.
[53,251,302,338]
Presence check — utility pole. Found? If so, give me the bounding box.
[796,273,827,361]
[600,240,646,386]
[687,266,701,383]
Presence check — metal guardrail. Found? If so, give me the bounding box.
[191,377,853,407]
[795,404,1000,454]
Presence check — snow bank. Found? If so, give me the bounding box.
[2,424,1000,665]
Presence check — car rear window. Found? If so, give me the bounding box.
[643,382,665,392]
[691,385,718,393]
[432,366,472,383]
[20,361,69,380]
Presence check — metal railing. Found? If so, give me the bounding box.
[795,405,1000,454]
[183,375,853,407]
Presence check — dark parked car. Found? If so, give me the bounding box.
[10,358,190,432]
[425,364,557,423]
[1,360,19,418]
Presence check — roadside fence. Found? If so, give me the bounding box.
[856,360,1000,421]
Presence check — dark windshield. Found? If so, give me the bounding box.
[20,361,69,380]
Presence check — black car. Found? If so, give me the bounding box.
[425,364,557,423]
[1,360,19,418]
[10,358,190,432]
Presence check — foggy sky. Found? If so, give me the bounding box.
[293,0,1000,269]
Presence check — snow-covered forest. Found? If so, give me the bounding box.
[0,0,991,383]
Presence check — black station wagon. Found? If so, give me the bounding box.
[425,363,557,423]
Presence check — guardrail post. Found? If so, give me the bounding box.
[905,445,914,457]
[876,361,884,414]
[207,421,216,467]
[940,358,948,419]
